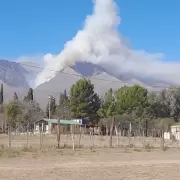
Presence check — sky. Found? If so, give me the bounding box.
[0,0,179,62]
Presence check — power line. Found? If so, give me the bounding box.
[14,61,166,88]
[19,62,122,83]
[0,60,167,99]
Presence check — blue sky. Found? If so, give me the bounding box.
[0,0,179,61]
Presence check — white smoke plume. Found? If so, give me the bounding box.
[35,0,180,87]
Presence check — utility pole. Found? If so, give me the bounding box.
[48,96,51,119]
[57,118,61,148]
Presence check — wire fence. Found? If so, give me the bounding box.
[0,122,179,156]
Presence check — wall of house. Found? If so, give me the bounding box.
[53,124,83,134]
[171,126,180,140]
[35,123,84,135]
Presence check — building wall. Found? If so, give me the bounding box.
[171,126,180,140]
[53,124,82,134]
[35,123,83,135]
[0,113,5,131]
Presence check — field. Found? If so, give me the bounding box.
[1,134,180,179]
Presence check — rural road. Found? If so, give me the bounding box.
[1,159,180,180]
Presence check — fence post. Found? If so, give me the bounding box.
[115,126,119,147]
[78,125,82,148]
[57,119,61,149]
[128,122,132,148]
[71,125,75,150]
[109,117,115,148]
[26,122,29,148]
[39,124,42,150]
[161,128,165,150]
[8,124,12,154]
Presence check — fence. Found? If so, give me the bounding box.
[1,123,180,155]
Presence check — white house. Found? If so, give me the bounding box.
[35,118,86,134]
[171,125,180,140]
[164,124,180,140]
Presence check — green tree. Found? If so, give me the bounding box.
[5,101,22,126]
[165,87,180,121]
[138,90,172,136]
[59,89,68,105]
[5,100,23,152]
[114,85,148,136]
[69,79,101,124]
[98,88,116,123]
[115,85,148,115]
[145,90,170,122]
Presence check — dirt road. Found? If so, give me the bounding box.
[0,149,180,180]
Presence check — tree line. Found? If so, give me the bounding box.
[1,86,43,131]
[46,79,180,131]
[1,78,180,133]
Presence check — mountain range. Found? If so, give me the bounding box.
[0,59,172,109]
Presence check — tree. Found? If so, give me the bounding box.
[56,90,69,149]
[69,79,101,124]
[22,87,43,126]
[155,117,174,149]
[20,99,43,147]
[98,88,116,124]
[24,88,33,102]
[22,100,43,125]
[4,101,22,126]
[51,97,56,115]
[115,85,148,115]
[5,101,22,152]
[27,88,33,101]
[0,83,3,105]
[145,90,171,122]
[13,92,18,102]
[59,89,68,106]
[0,83,4,126]
[114,85,148,136]
[46,96,57,118]
[56,90,70,119]
[165,87,180,121]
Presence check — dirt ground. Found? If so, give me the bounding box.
[1,148,180,180]
[1,134,180,179]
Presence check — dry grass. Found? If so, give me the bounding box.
[1,148,180,179]
[0,133,178,149]
[0,133,178,157]
[1,134,180,179]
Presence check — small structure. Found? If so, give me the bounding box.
[171,124,180,140]
[35,118,86,134]
[164,124,180,140]
[164,132,171,140]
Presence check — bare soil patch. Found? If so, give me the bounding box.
[1,148,180,180]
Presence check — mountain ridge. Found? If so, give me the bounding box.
[0,59,173,108]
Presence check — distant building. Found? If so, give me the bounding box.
[164,124,180,140]
[35,118,87,134]
[171,125,180,140]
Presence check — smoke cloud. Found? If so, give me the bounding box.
[35,0,180,87]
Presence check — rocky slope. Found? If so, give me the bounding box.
[0,59,171,108]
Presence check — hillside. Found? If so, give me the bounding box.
[0,59,171,108]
